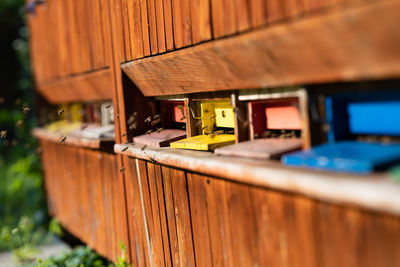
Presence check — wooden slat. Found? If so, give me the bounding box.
[172,0,192,48]
[190,0,212,44]
[210,0,237,38]
[141,0,152,56]
[121,0,133,61]
[124,157,149,267]
[163,0,175,51]
[129,0,145,59]
[147,0,159,54]
[155,0,167,53]
[36,68,113,104]
[122,0,400,96]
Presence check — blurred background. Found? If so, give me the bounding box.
[0,1,114,266]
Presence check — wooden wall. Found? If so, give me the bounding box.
[28,0,111,83]
[39,140,127,262]
[113,0,348,62]
[123,155,400,267]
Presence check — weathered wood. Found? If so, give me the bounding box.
[122,0,400,96]
[36,68,113,104]
[115,143,400,216]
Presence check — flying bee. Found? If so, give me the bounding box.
[57,109,64,116]
[141,145,147,151]
[15,120,23,127]
[153,114,160,119]
[195,120,202,127]
[22,104,30,114]
[121,146,129,152]
[0,130,7,138]
[144,116,152,124]
[146,130,153,135]
[156,128,164,133]
[80,124,88,130]
[120,167,126,173]
[60,136,67,143]
[121,132,128,137]
[208,115,216,120]
[202,125,208,131]
[105,104,112,109]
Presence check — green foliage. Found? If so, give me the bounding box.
[48,219,63,238]
[32,242,132,267]
[34,246,110,267]
[0,216,49,263]
[114,241,132,267]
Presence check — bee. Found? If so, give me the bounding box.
[80,124,88,130]
[0,130,7,138]
[60,136,67,143]
[153,114,160,119]
[120,167,126,173]
[208,115,216,120]
[22,105,31,114]
[0,97,4,104]
[57,109,64,116]
[156,128,164,133]
[141,145,147,151]
[202,125,208,131]
[36,147,43,155]
[149,156,157,163]
[116,114,120,119]
[151,118,161,126]
[146,130,153,135]
[144,116,152,123]
[121,132,128,137]
[105,104,112,109]
[15,120,23,127]
[121,146,129,152]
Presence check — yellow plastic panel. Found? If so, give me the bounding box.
[170,134,236,151]
[200,101,234,133]
[215,107,234,128]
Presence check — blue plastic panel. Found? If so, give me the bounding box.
[282,141,400,174]
[348,102,400,136]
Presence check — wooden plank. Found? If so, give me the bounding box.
[190,0,212,44]
[210,0,237,38]
[163,0,175,51]
[186,173,213,267]
[146,162,167,267]
[124,157,149,267]
[147,0,159,54]
[36,68,113,104]
[161,166,180,266]
[153,164,172,267]
[155,0,167,53]
[130,0,145,59]
[122,0,400,96]
[249,0,267,28]
[172,0,192,48]
[121,0,133,61]
[141,0,152,56]
[169,168,196,267]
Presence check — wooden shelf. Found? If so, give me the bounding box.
[122,0,400,96]
[115,142,400,216]
[33,128,114,150]
[36,68,113,104]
